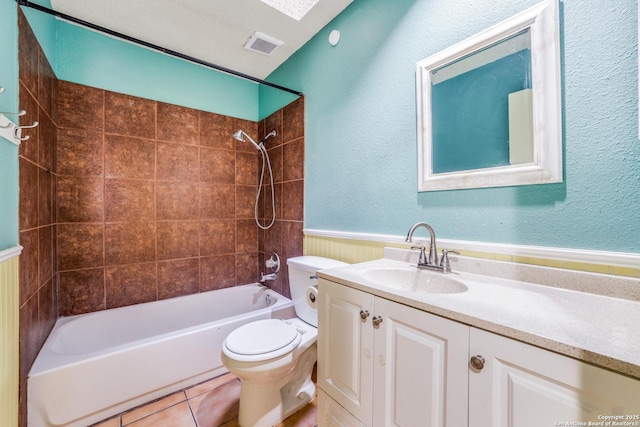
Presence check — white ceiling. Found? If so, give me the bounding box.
[50,0,353,80]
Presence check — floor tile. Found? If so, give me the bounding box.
[123,392,187,425]
[91,372,317,427]
[218,419,240,427]
[126,401,196,427]
[277,397,318,427]
[189,380,241,427]
[185,373,238,399]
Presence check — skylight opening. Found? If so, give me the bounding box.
[260,0,319,21]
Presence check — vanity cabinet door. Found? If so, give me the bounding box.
[469,327,640,427]
[318,279,375,426]
[372,297,469,427]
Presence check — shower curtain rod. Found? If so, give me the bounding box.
[16,0,304,97]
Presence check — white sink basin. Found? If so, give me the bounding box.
[359,266,468,294]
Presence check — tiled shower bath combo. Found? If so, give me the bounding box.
[17,9,306,425]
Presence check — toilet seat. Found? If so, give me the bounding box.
[223,319,302,362]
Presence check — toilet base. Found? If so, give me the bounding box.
[237,344,317,426]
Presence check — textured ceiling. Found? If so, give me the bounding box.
[50,0,352,80]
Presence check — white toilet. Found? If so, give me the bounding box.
[221,256,347,427]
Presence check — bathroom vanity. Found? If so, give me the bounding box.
[316,251,640,427]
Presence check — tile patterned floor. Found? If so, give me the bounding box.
[91,373,317,427]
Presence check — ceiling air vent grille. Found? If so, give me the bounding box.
[244,31,283,56]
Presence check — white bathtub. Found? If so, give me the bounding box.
[28,283,295,427]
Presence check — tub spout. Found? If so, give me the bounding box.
[260,272,277,283]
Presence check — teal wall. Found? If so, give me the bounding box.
[0,0,19,250]
[267,0,640,253]
[55,22,261,121]
[22,0,288,122]
[20,0,55,63]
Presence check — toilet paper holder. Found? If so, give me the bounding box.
[306,285,319,308]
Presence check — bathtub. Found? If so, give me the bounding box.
[28,283,295,427]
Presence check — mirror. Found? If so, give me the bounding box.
[416,0,562,191]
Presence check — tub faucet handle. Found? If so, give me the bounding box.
[265,253,280,272]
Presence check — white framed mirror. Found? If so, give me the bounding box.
[416,0,562,191]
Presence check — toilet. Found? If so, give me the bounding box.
[221,256,347,427]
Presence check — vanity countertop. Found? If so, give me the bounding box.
[317,257,640,380]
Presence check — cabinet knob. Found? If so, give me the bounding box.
[360,310,370,320]
[372,315,384,327]
[470,355,485,370]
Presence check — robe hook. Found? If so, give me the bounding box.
[14,121,39,141]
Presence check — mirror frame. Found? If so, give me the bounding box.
[416,0,562,191]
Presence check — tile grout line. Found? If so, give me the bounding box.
[186,398,199,427]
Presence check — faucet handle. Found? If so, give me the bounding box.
[439,249,460,273]
[411,245,428,265]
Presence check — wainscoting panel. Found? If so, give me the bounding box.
[0,246,21,427]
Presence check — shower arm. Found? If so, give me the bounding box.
[232,130,260,150]
[232,130,276,150]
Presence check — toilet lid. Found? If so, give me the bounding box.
[225,319,299,355]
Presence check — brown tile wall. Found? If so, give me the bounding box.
[17,9,58,427]
[56,84,304,315]
[259,98,306,298]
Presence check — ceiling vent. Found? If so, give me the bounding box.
[244,32,283,56]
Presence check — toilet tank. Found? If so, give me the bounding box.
[287,256,348,327]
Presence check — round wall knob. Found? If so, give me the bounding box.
[360,310,370,320]
[372,315,384,327]
[470,355,485,370]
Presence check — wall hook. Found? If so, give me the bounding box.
[14,121,39,141]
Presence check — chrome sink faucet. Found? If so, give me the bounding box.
[405,222,459,273]
[405,222,439,266]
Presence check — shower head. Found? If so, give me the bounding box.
[232,129,261,150]
[232,129,277,150]
[231,130,244,142]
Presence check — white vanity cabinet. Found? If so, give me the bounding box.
[469,328,640,427]
[317,279,470,427]
[318,278,640,427]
